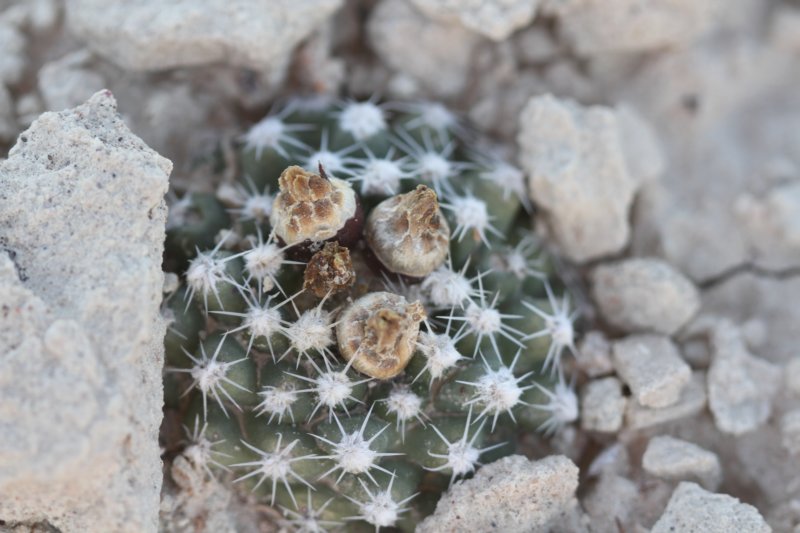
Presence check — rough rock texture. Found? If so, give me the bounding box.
[582,474,638,533]
[624,38,800,281]
[592,258,700,335]
[65,0,341,72]
[518,95,662,263]
[651,482,771,533]
[643,436,721,489]
[368,0,482,97]
[707,320,781,435]
[576,330,614,378]
[410,0,539,41]
[580,377,626,433]
[417,455,579,532]
[626,372,707,430]
[612,334,691,408]
[0,91,170,531]
[547,0,724,56]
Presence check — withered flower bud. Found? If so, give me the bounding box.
[364,185,450,278]
[303,242,356,298]
[270,165,363,250]
[336,292,426,379]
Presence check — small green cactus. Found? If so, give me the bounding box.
[161,98,580,531]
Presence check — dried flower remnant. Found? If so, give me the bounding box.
[270,165,363,250]
[337,292,426,379]
[365,185,450,278]
[303,242,356,298]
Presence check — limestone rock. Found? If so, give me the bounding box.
[592,258,700,335]
[580,377,626,433]
[642,436,721,489]
[612,334,691,408]
[576,330,614,378]
[651,482,771,533]
[0,91,170,532]
[548,0,724,56]
[417,455,579,532]
[65,0,341,72]
[518,95,661,263]
[708,320,780,435]
[410,0,539,41]
[626,372,707,430]
[368,0,482,97]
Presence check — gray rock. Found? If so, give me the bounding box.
[612,334,691,408]
[580,377,626,433]
[65,0,341,72]
[0,91,170,532]
[780,409,800,456]
[518,95,662,263]
[582,474,638,533]
[708,320,780,435]
[547,0,724,56]
[368,0,482,97]
[592,258,700,335]
[410,0,539,41]
[651,482,771,533]
[642,435,721,489]
[417,455,579,533]
[576,330,614,378]
[626,372,707,430]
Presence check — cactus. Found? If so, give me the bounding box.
[161,98,580,531]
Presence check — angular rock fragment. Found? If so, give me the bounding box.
[642,435,721,489]
[708,321,780,435]
[65,0,341,72]
[417,455,579,532]
[0,91,170,532]
[580,377,626,433]
[651,482,771,533]
[592,258,700,335]
[410,0,539,41]
[518,96,662,263]
[626,372,707,430]
[612,334,691,408]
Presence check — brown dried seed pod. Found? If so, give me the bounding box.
[270,165,362,250]
[364,185,450,278]
[303,242,356,298]
[336,291,426,379]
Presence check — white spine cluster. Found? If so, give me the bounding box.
[256,384,299,424]
[458,351,534,430]
[171,337,249,420]
[384,385,425,437]
[529,371,579,435]
[415,331,464,381]
[522,281,578,373]
[345,475,416,531]
[441,194,502,246]
[185,238,239,312]
[337,100,387,141]
[233,433,316,507]
[313,410,400,485]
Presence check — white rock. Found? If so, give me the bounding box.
[592,258,700,335]
[65,0,341,72]
[0,91,170,531]
[771,5,800,53]
[576,330,614,378]
[642,436,721,489]
[707,320,781,435]
[651,482,771,533]
[410,0,539,41]
[613,334,691,408]
[518,95,661,263]
[417,455,579,532]
[368,0,482,97]
[626,372,707,430]
[781,409,800,456]
[580,377,626,433]
[548,0,724,56]
[582,474,638,533]
[38,49,107,111]
[0,16,26,85]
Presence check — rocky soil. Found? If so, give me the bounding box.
[1,0,799,532]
